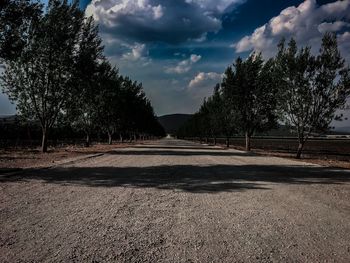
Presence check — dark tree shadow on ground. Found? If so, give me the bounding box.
[1,164,349,193]
[108,150,254,157]
[133,145,226,151]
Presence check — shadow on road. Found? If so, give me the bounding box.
[134,145,226,151]
[1,164,349,193]
[110,150,253,157]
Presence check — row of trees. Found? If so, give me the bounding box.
[178,33,350,158]
[0,0,165,152]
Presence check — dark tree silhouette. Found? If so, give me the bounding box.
[178,33,348,158]
[1,0,164,150]
[68,16,104,147]
[1,0,84,152]
[0,0,42,61]
[276,33,350,158]
[230,54,277,151]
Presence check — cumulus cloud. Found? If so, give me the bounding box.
[318,21,350,34]
[188,72,222,88]
[233,0,350,61]
[165,54,202,74]
[86,0,164,22]
[122,43,148,61]
[86,0,244,45]
[185,72,223,102]
[190,54,202,63]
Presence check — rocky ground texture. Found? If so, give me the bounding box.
[1,138,349,262]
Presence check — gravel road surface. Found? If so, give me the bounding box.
[1,138,350,262]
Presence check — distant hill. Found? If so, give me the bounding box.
[158,114,192,134]
[333,126,350,134]
[0,114,16,119]
[0,114,17,123]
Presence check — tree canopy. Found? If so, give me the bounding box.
[1,0,165,152]
[178,33,350,158]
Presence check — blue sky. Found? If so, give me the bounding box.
[1,0,350,125]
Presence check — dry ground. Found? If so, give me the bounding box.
[0,143,134,170]
[1,138,350,262]
[231,146,350,169]
[204,138,350,169]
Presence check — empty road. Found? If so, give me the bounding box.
[1,138,350,262]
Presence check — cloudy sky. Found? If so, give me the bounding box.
[1,0,350,120]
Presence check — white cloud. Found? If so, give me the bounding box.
[186,72,223,101]
[86,0,164,23]
[152,4,164,20]
[185,0,245,13]
[318,21,350,34]
[122,43,148,61]
[165,54,202,74]
[85,0,229,45]
[233,0,350,61]
[190,54,202,63]
[188,72,222,88]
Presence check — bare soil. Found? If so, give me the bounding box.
[0,143,134,170]
[229,145,350,169]
[198,138,350,169]
[1,139,350,262]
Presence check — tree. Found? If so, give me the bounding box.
[276,33,350,158]
[1,0,84,152]
[200,84,233,146]
[220,68,240,147]
[0,0,42,61]
[222,54,278,151]
[206,84,223,145]
[95,61,122,145]
[197,98,211,143]
[68,16,104,147]
[177,112,201,140]
[118,76,146,141]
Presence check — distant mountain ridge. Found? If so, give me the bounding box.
[0,115,17,123]
[157,114,192,134]
[333,126,350,133]
[0,115,16,119]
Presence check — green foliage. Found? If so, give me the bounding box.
[178,33,349,157]
[179,53,278,150]
[67,15,104,145]
[1,0,84,151]
[222,53,278,150]
[0,0,164,151]
[0,0,42,61]
[276,33,350,158]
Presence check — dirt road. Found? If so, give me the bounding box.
[1,138,350,262]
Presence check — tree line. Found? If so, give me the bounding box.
[178,34,350,158]
[0,0,165,152]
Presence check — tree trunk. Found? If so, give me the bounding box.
[119,134,123,143]
[245,131,251,151]
[108,132,112,145]
[41,128,48,153]
[296,140,305,159]
[85,133,90,147]
[226,137,229,148]
[205,137,208,144]
[27,124,32,146]
[214,137,217,145]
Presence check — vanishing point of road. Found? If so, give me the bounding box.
[1,138,350,262]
